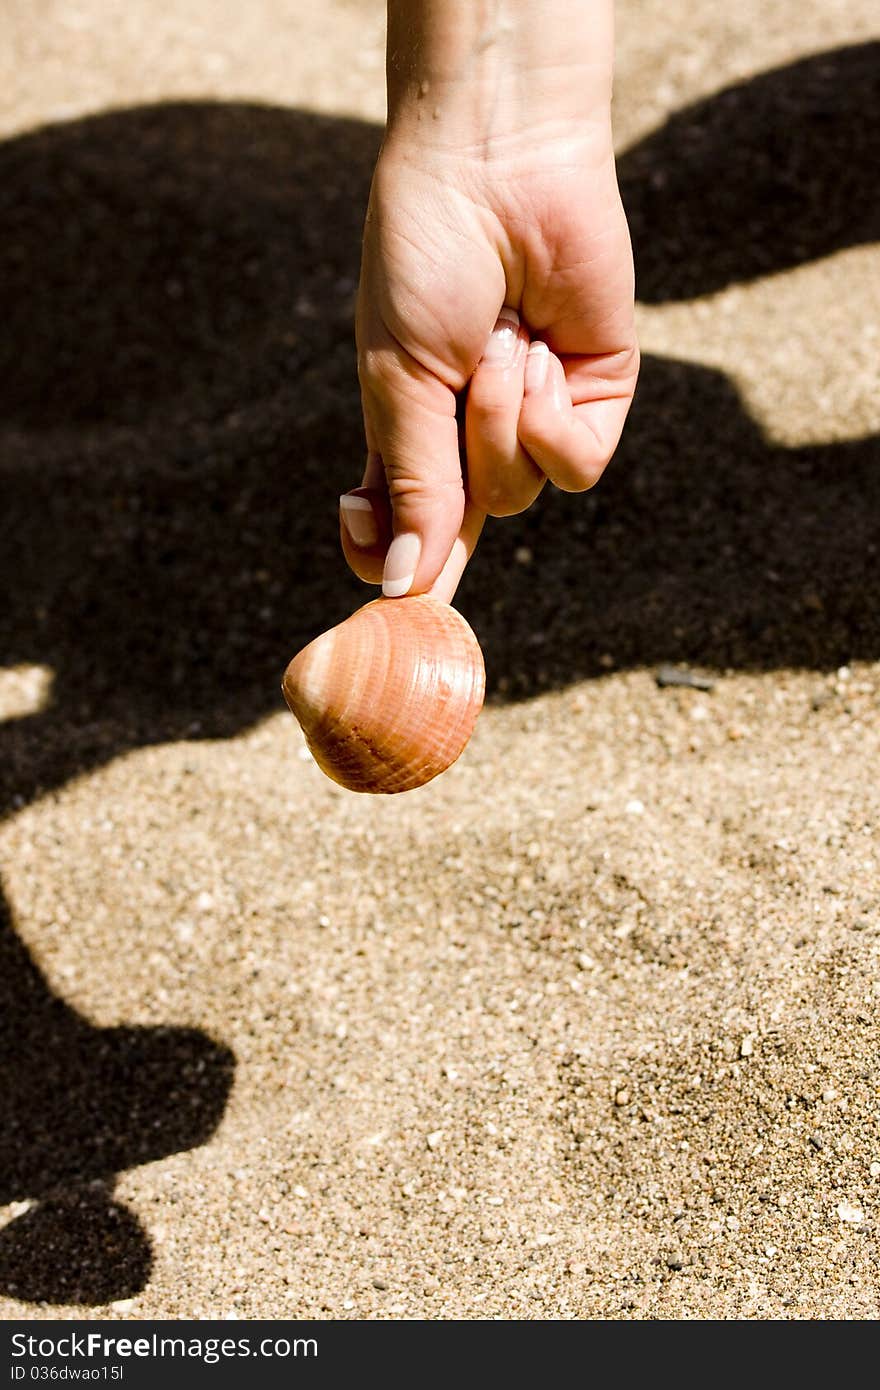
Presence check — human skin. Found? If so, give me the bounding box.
[341,0,639,603]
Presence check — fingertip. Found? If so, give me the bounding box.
[357,337,467,596]
[524,340,551,395]
[382,531,422,598]
[478,306,523,369]
[466,321,543,518]
[517,358,622,494]
[382,472,466,597]
[339,493,380,549]
[426,503,486,604]
[425,538,469,605]
[339,486,391,585]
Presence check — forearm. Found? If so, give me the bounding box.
[385,0,615,146]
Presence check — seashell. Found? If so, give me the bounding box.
[282,595,485,794]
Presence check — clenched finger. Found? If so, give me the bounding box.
[465,308,545,517]
[517,342,638,492]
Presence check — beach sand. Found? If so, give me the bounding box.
[1,0,878,1319]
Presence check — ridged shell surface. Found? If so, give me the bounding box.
[282,595,485,794]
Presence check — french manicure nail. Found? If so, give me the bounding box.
[481,307,520,366]
[524,341,550,394]
[340,493,379,548]
[383,532,421,598]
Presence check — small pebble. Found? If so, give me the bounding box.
[655,665,715,692]
[836,1201,864,1224]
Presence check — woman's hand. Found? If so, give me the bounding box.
[341,0,639,602]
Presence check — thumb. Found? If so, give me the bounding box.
[359,341,465,598]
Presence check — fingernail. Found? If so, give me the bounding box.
[383,532,421,597]
[525,341,550,393]
[481,307,520,366]
[340,493,379,548]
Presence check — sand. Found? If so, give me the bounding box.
[1,0,878,1320]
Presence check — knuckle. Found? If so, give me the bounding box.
[358,346,406,396]
[469,395,514,430]
[386,471,464,508]
[470,475,532,518]
[555,450,610,493]
[487,495,533,518]
[624,340,641,379]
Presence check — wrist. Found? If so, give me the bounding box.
[385,0,615,153]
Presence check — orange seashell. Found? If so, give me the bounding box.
[282,595,485,794]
